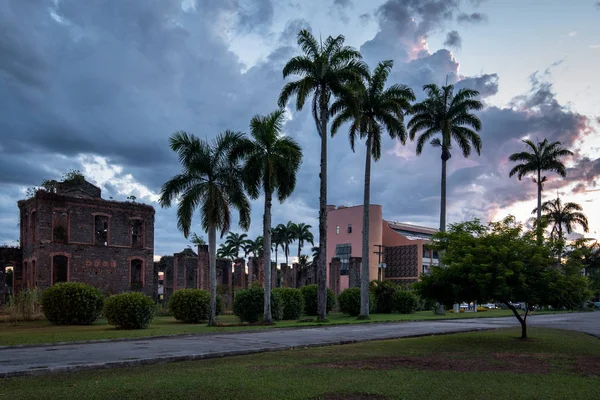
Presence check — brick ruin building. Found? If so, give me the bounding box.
[15,178,155,297]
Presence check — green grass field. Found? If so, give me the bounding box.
[0,309,570,346]
[2,327,598,400]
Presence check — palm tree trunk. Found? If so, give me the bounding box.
[537,169,542,243]
[359,135,372,319]
[297,241,302,290]
[440,156,448,233]
[317,94,329,322]
[208,225,217,326]
[263,189,273,324]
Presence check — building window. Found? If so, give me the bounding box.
[432,251,439,259]
[23,261,28,287]
[53,255,68,284]
[335,244,351,275]
[336,225,340,235]
[31,260,36,288]
[94,215,109,246]
[23,213,28,245]
[130,259,143,290]
[422,265,430,275]
[347,224,352,233]
[131,219,144,248]
[53,211,68,243]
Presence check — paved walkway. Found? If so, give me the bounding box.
[0,312,597,377]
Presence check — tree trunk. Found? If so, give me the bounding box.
[359,134,372,319]
[263,189,273,324]
[537,169,542,243]
[208,225,217,326]
[506,301,528,339]
[440,151,449,233]
[317,94,329,322]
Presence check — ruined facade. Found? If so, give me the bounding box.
[0,246,21,303]
[16,180,155,297]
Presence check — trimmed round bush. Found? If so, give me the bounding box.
[41,282,104,325]
[233,286,281,323]
[103,292,156,329]
[338,288,377,316]
[393,290,419,314]
[370,280,399,314]
[272,288,304,320]
[300,284,336,316]
[169,289,211,323]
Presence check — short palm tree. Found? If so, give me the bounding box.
[233,109,302,323]
[331,60,414,318]
[244,236,263,259]
[290,222,315,263]
[408,84,483,232]
[217,243,236,261]
[509,138,573,238]
[159,131,251,326]
[534,197,589,241]
[224,232,248,259]
[278,29,368,322]
[275,221,296,287]
[271,225,284,264]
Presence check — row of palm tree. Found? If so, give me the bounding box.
[278,29,485,320]
[160,108,303,325]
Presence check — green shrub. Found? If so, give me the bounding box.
[300,284,335,316]
[233,286,281,323]
[393,290,419,314]
[103,292,156,329]
[41,282,104,325]
[169,289,211,323]
[370,280,398,313]
[338,288,376,316]
[272,288,304,320]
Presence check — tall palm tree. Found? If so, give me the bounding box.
[509,138,573,239]
[331,60,414,319]
[224,232,248,259]
[233,109,302,323]
[534,197,589,241]
[278,29,368,322]
[408,84,483,232]
[290,222,315,263]
[159,131,251,326]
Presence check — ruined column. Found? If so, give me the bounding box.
[329,258,341,296]
[233,258,246,290]
[247,257,254,287]
[271,262,277,290]
[348,257,361,289]
[257,257,265,287]
[197,245,209,291]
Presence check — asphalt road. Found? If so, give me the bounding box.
[0,311,597,377]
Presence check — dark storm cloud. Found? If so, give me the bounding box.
[457,12,487,24]
[444,30,462,49]
[455,73,499,98]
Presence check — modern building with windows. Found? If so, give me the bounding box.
[326,204,438,293]
[15,179,155,297]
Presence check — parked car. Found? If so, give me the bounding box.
[482,303,496,309]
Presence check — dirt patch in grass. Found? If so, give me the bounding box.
[572,356,600,377]
[317,352,554,374]
[313,393,390,400]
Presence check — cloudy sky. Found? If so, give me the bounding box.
[1,0,599,259]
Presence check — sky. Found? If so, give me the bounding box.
[1,0,599,261]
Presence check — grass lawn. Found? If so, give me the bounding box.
[2,327,599,399]
[0,309,569,346]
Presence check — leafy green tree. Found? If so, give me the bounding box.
[289,222,314,264]
[159,131,251,326]
[415,216,589,339]
[278,29,368,322]
[331,60,414,318]
[190,232,206,246]
[233,109,302,323]
[509,138,573,238]
[224,232,249,259]
[408,84,483,232]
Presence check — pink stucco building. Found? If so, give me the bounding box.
[325,204,439,293]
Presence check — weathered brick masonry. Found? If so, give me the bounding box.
[16,180,155,297]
